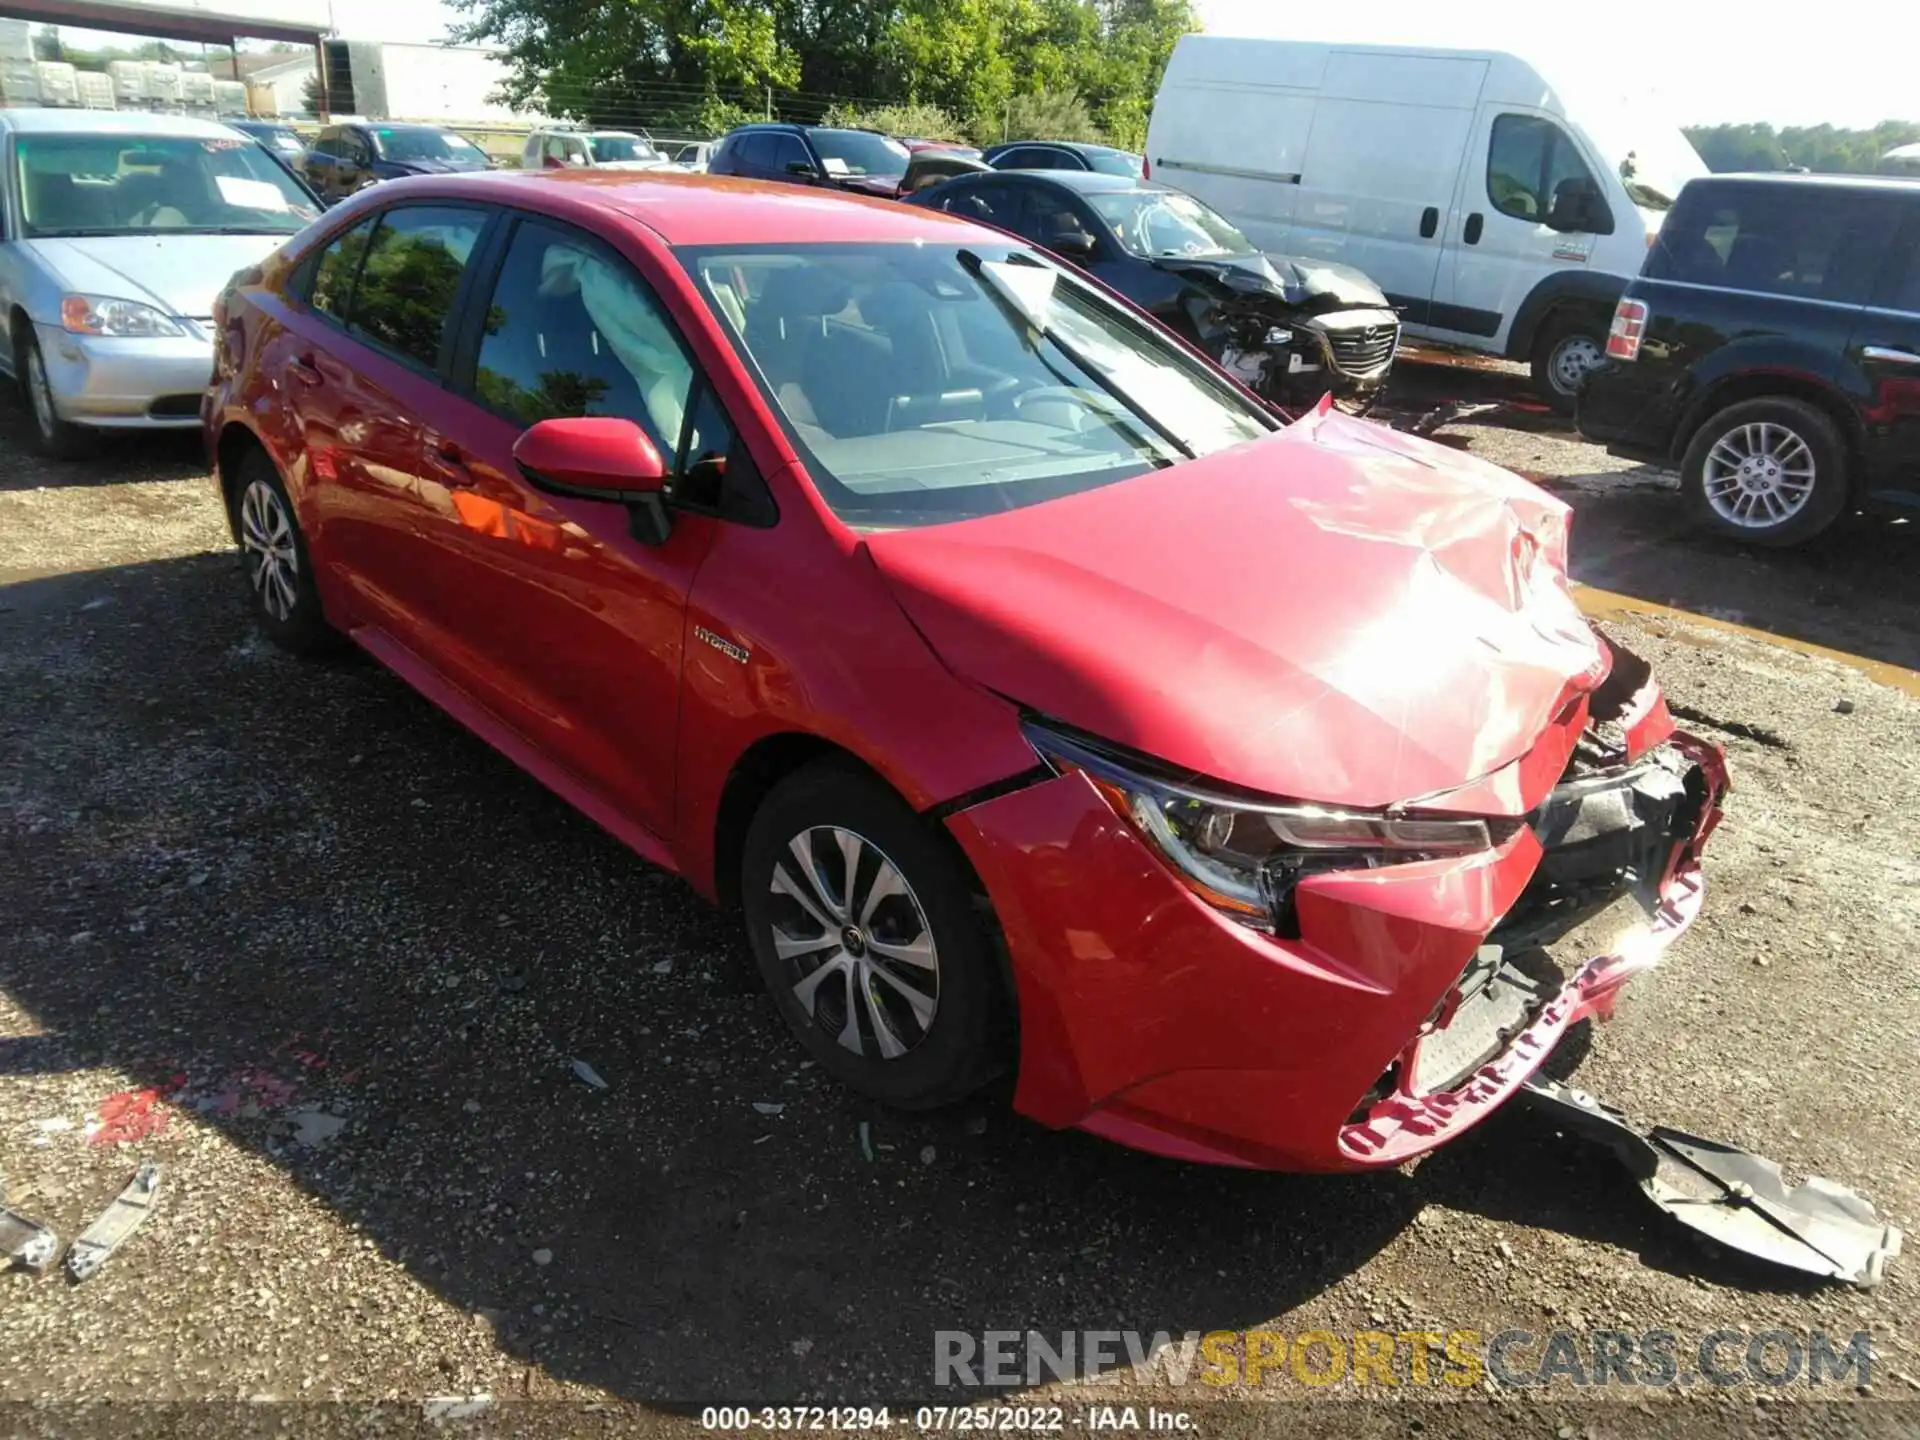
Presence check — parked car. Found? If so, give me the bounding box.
[665,140,714,172]
[228,120,308,164]
[707,123,984,198]
[902,138,984,161]
[0,108,321,458]
[909,169,1400,410]
[520,126,674,172]
[1147,37,1709,411]
[205,171,1727,1172]
[301,121,490,204]
[984,140,1142,177]
[1578,174,1920,547]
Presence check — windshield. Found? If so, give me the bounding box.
[590,134,660,163]
[682,242,1271,529]
[1581,114,1707,212]
[805,129,910,180]
[1087,189,1256,260]
[14,132,319,238]
[375,127,487,164]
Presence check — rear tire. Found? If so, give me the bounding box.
[740,760,1007,1110]
[229,449,339,654]
[1679,397,1849,548]
[1529,315,1607,414]
[16,331,97,460]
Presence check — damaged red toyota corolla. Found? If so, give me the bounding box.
[205,172,1727,1172]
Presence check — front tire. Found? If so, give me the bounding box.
[1679,397,1848,547]
[740,761,1007,1109]
[230,449,338,653]
[17,332,96,459]
[1529,315,1607,414]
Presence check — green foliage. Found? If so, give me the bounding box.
[992,89,1102,144]
[1685,120,1920,176]
[654,93,759,138]
[450,0,1197,145]
[821,102,969,143]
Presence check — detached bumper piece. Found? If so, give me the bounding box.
[66,1161,160,1283]
[1521,1077,1901,1289]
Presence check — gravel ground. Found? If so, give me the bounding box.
[2,361,1918,1437]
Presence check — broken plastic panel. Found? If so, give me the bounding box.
[1520,1076,1901,1289]
[67,1161,160,1283]
[1,1196,59,1273]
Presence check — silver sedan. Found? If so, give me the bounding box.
[0,108,322,457]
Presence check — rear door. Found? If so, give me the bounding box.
[1437,109,1615,349]
[1848,203,1920,503]
[417,213,725,833]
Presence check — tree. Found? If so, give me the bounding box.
[1686,119,1920,175]
[301,71,326,115]
[31,24,61,62]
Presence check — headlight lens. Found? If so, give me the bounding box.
[61,295,188,338]
[1026,721,1504,932]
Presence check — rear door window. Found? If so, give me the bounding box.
[1872,211,1920,314]
[347,205,487,369]
[1648,183,1893,304]
[766,132,812,175]
[736,134,775,173]
[304,215,377,320]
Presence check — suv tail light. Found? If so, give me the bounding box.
[1606,297,1649,362]
[1142,155,1151,179]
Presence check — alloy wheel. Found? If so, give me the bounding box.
[1701,422,1816,528]
[767,826,940,1060]
[1549,332,1604,395]
[239,479,300,621]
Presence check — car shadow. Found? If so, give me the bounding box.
[0,390,207,494]
[0,552,1841,1406]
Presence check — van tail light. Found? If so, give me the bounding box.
[1142,155,1151,179]
[1606,297,1649,362]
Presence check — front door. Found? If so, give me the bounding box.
[1437,108,1612,350]
[410,214,720,835]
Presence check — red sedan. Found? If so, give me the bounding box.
[204,171,1727,1171]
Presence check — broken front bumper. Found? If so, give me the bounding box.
[944,728,1727,1174]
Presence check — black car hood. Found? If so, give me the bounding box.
[1150,251,1389,311]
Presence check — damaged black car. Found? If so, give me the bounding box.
[907,168,1401,411]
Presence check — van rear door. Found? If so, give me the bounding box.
[1287,51,1486,328]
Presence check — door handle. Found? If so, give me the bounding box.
[287,353,321,385]
[1464,212,1484,245]
[1862,345,1920,367]
[1419,206,1438,239]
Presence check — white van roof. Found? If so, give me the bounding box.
[1162,36,1582,115]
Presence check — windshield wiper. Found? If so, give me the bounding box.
[957,248,1195,461]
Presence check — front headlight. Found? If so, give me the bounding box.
[61,295,188,339]
[1025,720,1506,932]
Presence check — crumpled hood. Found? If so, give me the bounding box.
[22,234,287,321]
[865,409,1607,812]
[1156,252,1389,309]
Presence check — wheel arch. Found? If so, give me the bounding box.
[1673,372,1866,487]
[214,418,272,543]
[1504,270,1628,361]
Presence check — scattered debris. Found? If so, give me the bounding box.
[570,1060,609,1092]
[1522,1077,1901,1288]
[920,1145,937,1166]
[0,1188,59,1273]
[33,1118,73,1134]
[531,1248,553,1267]
[67,1163,160,1282]
[68,931,93,945]
[791,1338,813,1358]
[462,1099,482,1114]
[752,1102,784,1116]
[87,1087,172,1146]
[500,973,527,994]
[651,960,673,974]
[423,1393,495,1422]
[858,1120,873,1162]
[964,1115,987,1137]
[288,1109,347,1149]
[1834,698,1856,715]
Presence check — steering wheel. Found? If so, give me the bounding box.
[1013,385,1110,431]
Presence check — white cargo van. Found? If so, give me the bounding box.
[1146,38,1708,409]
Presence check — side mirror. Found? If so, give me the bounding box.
[784,160,819,178]
[513,416,674,544]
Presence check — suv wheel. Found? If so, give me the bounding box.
[1530,315,1607,414]
[740,760,1007,1110]
[1680,397,1849,547]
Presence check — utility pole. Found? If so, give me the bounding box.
[764,85,771,121]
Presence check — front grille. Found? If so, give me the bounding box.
[1324,323,1398,376]
[148,394,201,418]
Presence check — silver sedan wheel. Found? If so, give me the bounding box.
[239,479,300,622]
[768,826,940,1060]
[1549,332,1604,395]
[26,346,58,439]
[1701,421,1816,529]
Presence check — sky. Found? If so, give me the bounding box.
[53,0,1915,130]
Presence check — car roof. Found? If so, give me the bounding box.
[988,140,1126,156]
[1692,172,1920,194]
[979,169,1154,195]
[0,108,245,139]
[376,170,994,247]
